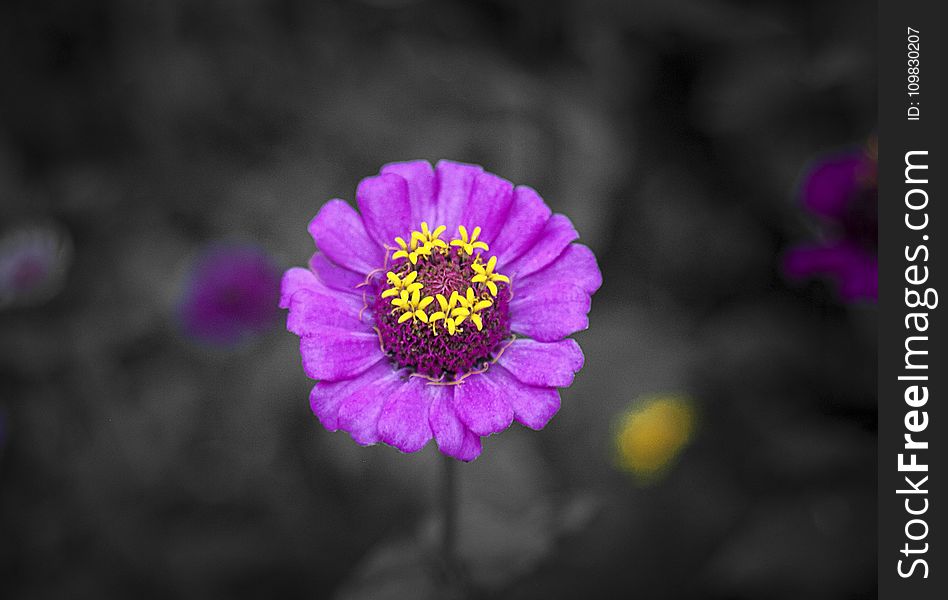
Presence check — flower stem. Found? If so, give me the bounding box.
[441,452,457,566]
[441,452,471,597]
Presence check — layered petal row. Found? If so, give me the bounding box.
[283,160,601,460]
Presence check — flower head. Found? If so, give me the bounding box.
[0,223,72,309]
[179,243,281,345]
[281,160,601,461]
[615,395,696,481]
[783,140,878,302]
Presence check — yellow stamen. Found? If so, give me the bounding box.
[455,287,492,331]
[383,222,511,335]
[415,222,448,250]
[450,225,489,256]
[381,270,422,298]
[391,288,434,323]
[429,291,464,336]
[392,230,436,264]
[471,255,510,297]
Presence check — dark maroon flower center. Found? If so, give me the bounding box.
[374,248,511,380]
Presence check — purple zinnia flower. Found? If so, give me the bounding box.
[783,142,878,302]
[179,243,281,345]
[0,224,72,309]
[281,160,601,461]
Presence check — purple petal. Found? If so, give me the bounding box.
[452,371,515,436]
[509,282,591,342]
[377,377,434,453]
[429,387,465,456]
[515,244,602,296]
[280,267,319,309]
[309,359,388,430]
[490,365,561,430]
[381,160,437,225]
[357,173,413,249]
[802,152,869,220]
[458,172,514,246]
[300,329,382,381]
[784,243,852,280]
[286,287,370,335]
[179,245,280,345]
[492,186,552,265]
[497,338,584,388]
[783,243,878,301]
[429,386,483,461]
[457,428,483,462]
[505,214,578,279]
[839,260,878,301]
[336,366,403,445]
[309,252,366,296]
[309,200,383,275]
[435,160,483,229]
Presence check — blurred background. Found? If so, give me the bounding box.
[0,0,877,598]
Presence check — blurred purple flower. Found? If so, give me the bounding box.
[0,224,72,309]
[783,142,878,302]
[280,160,601,461]
[179,244,280,345]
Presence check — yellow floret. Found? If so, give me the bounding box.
[471,255,510,296]
[391,288,434,323]
[450,225,489,256]
[454,287,492,331]
[381,270,422,299]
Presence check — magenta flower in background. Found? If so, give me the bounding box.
[0,224,72,309]
[179,243,281,345]
[783,142,878,302]
[281,160,601,461]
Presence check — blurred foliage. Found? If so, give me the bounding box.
[1,0,875,598]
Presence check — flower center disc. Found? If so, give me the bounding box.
[373,225,512,381]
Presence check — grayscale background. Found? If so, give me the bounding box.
[1,0,876,598]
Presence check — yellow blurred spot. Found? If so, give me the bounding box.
[614,395,696,481]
